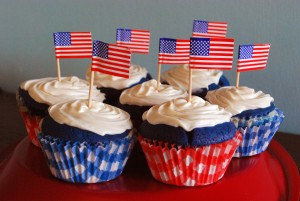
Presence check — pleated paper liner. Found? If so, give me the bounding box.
[138,131,242,186]
[231,108,283,129]
[234,109,285,157]
[20,112,43,147]
[16,91,43,147]
[38,133,136,183]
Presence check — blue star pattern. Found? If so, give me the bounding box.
[116,28,131,42]
[54,32,71,46]
[190,38,210,56]
[93,40,108,58]
[193,20,208,33]
[238,45,254,59]
[159,38,176,54]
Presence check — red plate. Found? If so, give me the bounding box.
[0,138,299,201]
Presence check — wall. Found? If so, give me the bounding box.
[0,0,299,134]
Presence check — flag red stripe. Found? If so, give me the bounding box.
[189,37,234,70]
[116,29,150,54]
[237,44,270,72]
[56,54,92,58]
[91,44,131,78]
[92,61,129,73]
[55,32,92,58]
[158,39,190,64]
[93,57,130,69]
[91,68,129,78]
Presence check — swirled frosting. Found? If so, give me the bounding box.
[86,64,149,89]
[119,79,188,106]
[161,64,223,91]
[49,99,132,135]
[142,96,232,131]
[205,86,274,116]
[20,76,105,105]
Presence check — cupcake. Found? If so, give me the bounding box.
[161,64,230,98]
[205,86,285,157]
[17,76,105,146]
[139,96,242,186]
[86,64,152,106]
[118,79,187,129]
[38,99,135,183]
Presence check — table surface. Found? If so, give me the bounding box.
[0,90,299,171]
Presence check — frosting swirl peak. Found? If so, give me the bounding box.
[161,64,222,91]
[142,96,232,131]
[21,76,105,105]
[205,86,274,115]
[86,64,149,89]
[119,79,188,106]
[49,99,132,135]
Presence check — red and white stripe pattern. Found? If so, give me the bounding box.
[158,38,190,64]
[91,40,131,78]
[237,44,271,72]
[189,37,234,70]
[116,29,150,54]
[54,32,93,58]
[192,20,228,38]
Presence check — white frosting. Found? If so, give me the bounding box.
[119,79,188,106]
[142,96,232,131]
[161,64,223,92]
[86,64,149,89]
[205,86,274,116]
[49,99,132,135]
[21,76,105,105]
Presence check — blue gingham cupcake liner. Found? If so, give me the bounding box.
[231,108,283,128]
[38,132,136,183]
[233,109,284,157]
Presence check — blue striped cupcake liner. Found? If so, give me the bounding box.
[233,109,284,157]
[38,132,136,183]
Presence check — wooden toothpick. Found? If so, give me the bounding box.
[56,58,61,81]
[88,71,95,108]
[187,67,193,102]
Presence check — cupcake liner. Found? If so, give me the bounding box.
[20,112,43,147]
[231,108,283,129]
[38,133,136,183]
[138,131,242,186]
[16,91,43,147]
[233,109,285,157]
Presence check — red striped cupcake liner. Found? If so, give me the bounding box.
[138,131,242,186]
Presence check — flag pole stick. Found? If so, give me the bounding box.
[235,71,240,88]
[187,67,193,102]
[156,63,161,89]
[56,58,61,82]
[88,70,95,108]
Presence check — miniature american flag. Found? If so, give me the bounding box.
[91,40,131,78]
[237,44,271,72]
[116,28,150,54]
[192,20,228,38]
[158,38,190,64]
[189,37,234,70]
[53,32,93,58]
